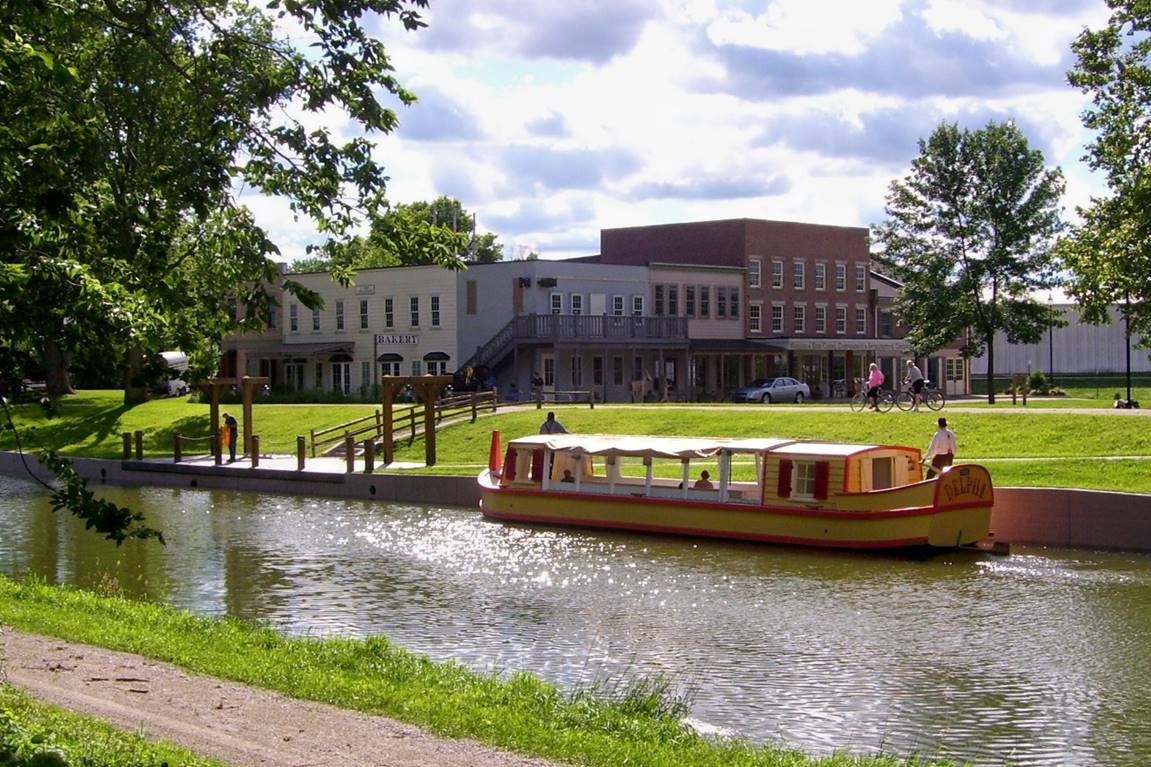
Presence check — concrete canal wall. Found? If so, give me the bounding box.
[3,452,1151,552]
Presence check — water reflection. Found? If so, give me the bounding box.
[2,474,1151,766]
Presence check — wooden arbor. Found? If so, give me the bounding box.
[197,376,270,462]
[380,375,453,467]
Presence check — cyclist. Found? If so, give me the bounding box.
[865,362,884,411]
[904,359,925,412]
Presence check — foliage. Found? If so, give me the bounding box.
[0,0,441,402]
[872,121,1065,403]
[290,195,500,275]
[1062,1,1151,343]
[39,451,164,546]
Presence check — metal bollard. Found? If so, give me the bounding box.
[174,433,182,463]
[363,439,374,473]
[345,435,355,473]
[251,435,260,468]
[296,435,306,471]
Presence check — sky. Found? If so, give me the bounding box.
[248,0,1115,262]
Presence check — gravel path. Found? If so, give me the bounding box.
[1,627,560,767]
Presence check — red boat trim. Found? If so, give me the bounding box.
[481,508,929,549]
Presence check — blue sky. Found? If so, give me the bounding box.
[250,0,1113,261]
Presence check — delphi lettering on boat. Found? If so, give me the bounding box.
[940,468,989,503]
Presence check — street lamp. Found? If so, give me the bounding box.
[1048,293,1055,387]
[1125,291,1133,405]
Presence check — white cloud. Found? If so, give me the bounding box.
[705,0,905,55]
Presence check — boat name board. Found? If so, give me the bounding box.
[938,468,990,505]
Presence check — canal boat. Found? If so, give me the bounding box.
[478,432,993,549]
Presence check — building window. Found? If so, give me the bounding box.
[551,293,563,314]
[686,286,696,317]
[409,296,420,327]
[289,304,299,333]
[411,360,423,376]
[835,263,847,291]
[856,307,867,334]
[700,287,710,318]
[613,295,625,316]
[749,258,762,288]
[335,300,344,331]
[793,261,805,290]
[431,295,441,327]
[359,299,369,330]
[946,358,964,381]
[749,303,762,333]
[312,307,321,331]
[285,361,304,390]
[314,362,323,388]
[570,354,583,386]
[612,356,624,385]
[815,263,826,291]
[593,356,603,386]
[668,286,679,316]
[654,285,665,315]
[771,260,783,289]
[729,287,739,318]
[631,295,644,315]
[880,311,892,337]
[835,306,847,334]
[815,306,827,334]
[571,294,583,315]
[717,288,727,318]
[228,300,237,324]
[856,263,867,292]
[771,304,783,333]
[361,361,371,390]
[794,305,806,334]
[381,360,401,377]
[266,308,277,330]
[383,297,394,328]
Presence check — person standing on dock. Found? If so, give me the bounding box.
[539,411,567,434]
[222,412,239,463]
[924,417,956,478]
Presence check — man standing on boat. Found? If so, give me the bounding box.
[924,417,957,478]
[540,411,568,434]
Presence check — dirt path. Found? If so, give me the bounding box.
[1,627,559,767]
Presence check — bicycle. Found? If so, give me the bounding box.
[850,388,895,413]
[895,380,946,412]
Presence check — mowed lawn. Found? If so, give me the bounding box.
[3,390,1150,493]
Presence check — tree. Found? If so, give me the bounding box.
[1,0,464,405]
[1061,1,1151,338]
[872,121,1065,403]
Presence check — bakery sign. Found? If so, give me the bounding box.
[375,334,419,345]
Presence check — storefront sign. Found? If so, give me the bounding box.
[375,334,419,345]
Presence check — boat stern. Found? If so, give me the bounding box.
[928,464,994,546]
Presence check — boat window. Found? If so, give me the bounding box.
[872,457,893,490]
[792,461,817,499]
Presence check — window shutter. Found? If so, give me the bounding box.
[530,449,545,482]
[777,458,793,498]
[814,461,830,499]
[503,447,517,481]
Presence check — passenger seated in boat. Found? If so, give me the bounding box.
[693,470,714,490]
[560,469,575,483]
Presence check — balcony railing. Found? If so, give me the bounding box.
[468,314,689,368]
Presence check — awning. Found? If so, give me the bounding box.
[274,342,354,358]
[689,339,785,353]
[378,352,404,362]
[423,351,451,361]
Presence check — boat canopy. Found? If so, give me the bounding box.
[505,433,798,460]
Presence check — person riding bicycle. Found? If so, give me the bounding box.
[904,360,925,412]
[866,362,884,411]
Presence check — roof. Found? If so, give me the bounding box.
[507,434,798,460]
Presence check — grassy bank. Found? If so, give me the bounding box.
[3,390,1151,492]
[0,684,224,767]
[0,577,952,767]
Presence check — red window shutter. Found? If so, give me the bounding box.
[814,461,830,499]
[529,449,545,482]
[503,447,517,481]
[777,458,793,498]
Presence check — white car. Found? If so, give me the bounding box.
[731,377,811,403]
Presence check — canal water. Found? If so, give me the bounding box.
[2,475,1150,766]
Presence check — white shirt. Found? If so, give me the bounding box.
[906,364,924,383]
[925,428,957,461]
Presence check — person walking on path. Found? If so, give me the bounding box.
[924,417,957,478]
[539,411,568,434]
[905,360,926,411]
[865,363,884,411]
[222,412,239,463]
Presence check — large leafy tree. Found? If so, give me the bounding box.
[1062,1,1151,339]
[1,0,464,404]
[292,195,503,274]
[872,121,1065,403]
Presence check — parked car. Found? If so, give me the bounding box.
[731,377,811,403]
